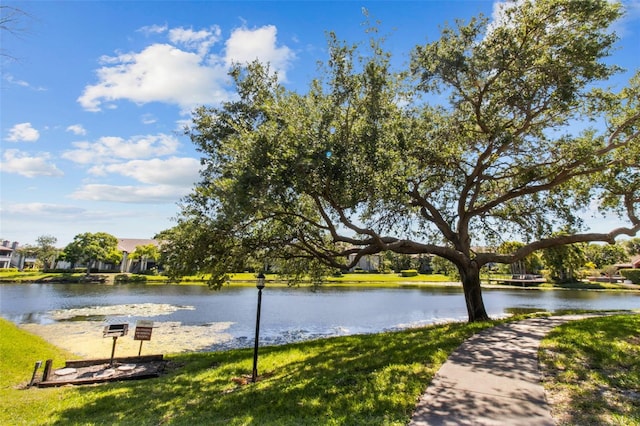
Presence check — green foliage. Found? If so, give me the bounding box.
[114,274,147,283]
[540,314,640,424]
[129,244,160,262]
[35,235,59,270]
[400,269,418,277]
[619,269,640,284]
[584,243,629,268]
[496,242,543,275]
[622,237,640,256]
[384,252,416,272]
[541,239,586,283]
[156,219,244,288]
[430,256,459,279]
[62,232,121,271]
[277,257,334,287]
[170,0,638,322]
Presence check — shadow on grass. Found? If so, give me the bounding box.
[540,314,640,425]
[52,322,492,425]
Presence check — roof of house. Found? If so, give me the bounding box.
[117,238,159,253]
[616,256,640,269]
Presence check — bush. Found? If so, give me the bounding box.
[400,269,419,277]
[114,274,147,283]
[620,269,640,284]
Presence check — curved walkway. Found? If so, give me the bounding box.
[409,315,590,426]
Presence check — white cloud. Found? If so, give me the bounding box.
[0,201,162,246]
[70,183,189,203]
[4,74,30,87]
[66,124,87,136]
[137,23,168,36]
[169,26,221,55]
[141,114,157,125]
[0,149,63,177]
[5,122,40,142]
[78,43,229,112]
[61,133,180,164]
[3,74,47,91]
[88,157,200,186]
[1,202,85,217]
[77,24,295,112]
[225,25,294,79]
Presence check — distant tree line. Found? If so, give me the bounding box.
[8,232,639,285]
[11,232,159,274]
[397,238,638,283]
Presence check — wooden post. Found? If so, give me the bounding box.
[28,360,42,387]
[110,336,118,367]
[42,359,53,382]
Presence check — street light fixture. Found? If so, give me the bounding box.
[252,272,266,383]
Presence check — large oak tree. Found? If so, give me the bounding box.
[170,0,639,322]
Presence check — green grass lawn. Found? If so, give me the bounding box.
[540,314,640,425]
[230,272,455,285]
[0,319,75,424]
[0,270,455,286]
[0,270,85,282]
[1,317,492,425]
[3,314,639,425]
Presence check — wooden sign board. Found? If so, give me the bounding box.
[103,323,129,337]
[134,320,154,341]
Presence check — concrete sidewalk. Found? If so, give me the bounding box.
[409,316,584,426]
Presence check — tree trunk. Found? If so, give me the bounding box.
[459,262,490,322]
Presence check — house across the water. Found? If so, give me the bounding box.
[0,238,160,273]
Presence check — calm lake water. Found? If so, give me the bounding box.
[1,283,639,349]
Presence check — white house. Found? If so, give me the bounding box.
[0,242,14,269]
[0,241,37,269]
[118,238,160,273]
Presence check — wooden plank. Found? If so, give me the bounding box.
[65,354,163,368]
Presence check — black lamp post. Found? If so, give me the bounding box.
[252,272,266,383]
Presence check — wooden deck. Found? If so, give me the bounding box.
[36,355,165,388]
[587,276,628,284]
[487,275,546,287]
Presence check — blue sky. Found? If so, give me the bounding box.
[1,1,639,247]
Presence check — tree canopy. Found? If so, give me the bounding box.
[584,243,629,268]
[35,235,58,270]
[168,0,639,322]
[62,232,121,273]
[129,244,160,262]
